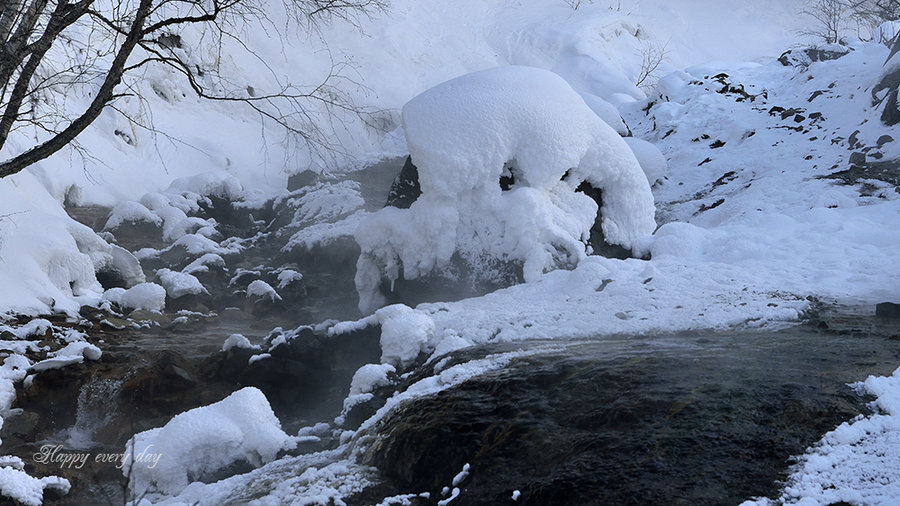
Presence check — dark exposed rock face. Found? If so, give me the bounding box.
[385,157,422,209]
[211,325,382,428]
[874,37,900,126]
[876,302,900,319]
[778,46,851,67]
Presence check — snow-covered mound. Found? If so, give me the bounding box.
[355,66,656,312]
[125,387,293,497]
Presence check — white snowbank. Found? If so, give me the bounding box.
[126,387,293,497]
[623,137,668,184]
[0,173,111,315]
[355,66,656,312]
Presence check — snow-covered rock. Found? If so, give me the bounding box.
[156,269,207,299]
[118,283,167,312]
[355,66,656,312]
[125,387,293,497]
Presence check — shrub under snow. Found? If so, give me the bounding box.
[354,66,656,312]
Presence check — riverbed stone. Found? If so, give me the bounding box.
[876,302,900,319]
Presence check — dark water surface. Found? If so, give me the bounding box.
[364,313,900,505]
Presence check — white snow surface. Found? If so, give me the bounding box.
[355,65,656,312]
[348,363,396,396]
[0,468,69,506]
[246,280,281,302]
[126,387,293,498]
[118,283,167,313]
[156,269,207,299]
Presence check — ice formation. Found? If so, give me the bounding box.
[354,66,656,312]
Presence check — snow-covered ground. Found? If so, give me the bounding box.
[1,0,900,504]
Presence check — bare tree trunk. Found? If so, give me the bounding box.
[0,0,150,178]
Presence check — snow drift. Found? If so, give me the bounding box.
[354,66,656,312]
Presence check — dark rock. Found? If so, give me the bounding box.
[575,181,635,260]
[709,139,726,149]
[196,195,255,239]
[849,152,866,166]
[779,46,851,66]
[876,302,900,319]
[106,219,163,252]
[848,130,862,149]
[287,169,320,191]
[780,108,804,121]
[219,325,382,427]
[385,156,422,209]
[821,158,900,187]
[877,134,894,147]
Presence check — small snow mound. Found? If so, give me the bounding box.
[349,363,396,395]
[246,280,282,302]
[119,283,166,312]
[167,172,243,201]
[156,269,207,299]
[0,466,70,506]
[221,334,259,352]
[104,201,162,230]
[376,304,435,368]
[623,137,668,184]
[126,387,293,497]
[50,341,102,361]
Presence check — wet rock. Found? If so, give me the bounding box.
[105,219,164,252]
[96,245,145,289]
[874,37,900,126]
[385,156,422,209]
[210,325,382,428]
[127,310,172,326]
[849,151,867,166]
[779,46,851,66]
[196,195,256,239]
[287,169,321,191]
[876,302,900,319]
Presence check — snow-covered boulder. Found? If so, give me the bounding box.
[355,66,656,312]
[125,387,293,497]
